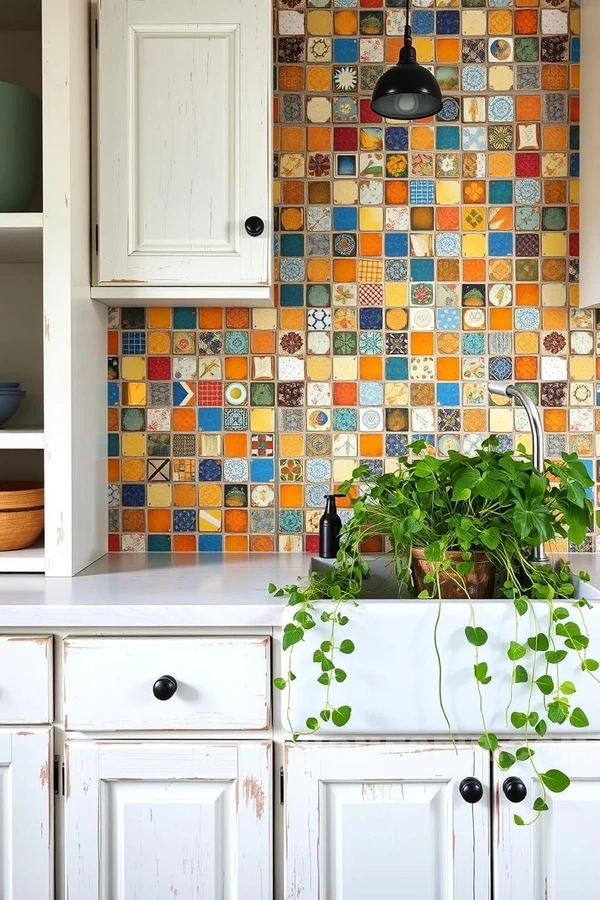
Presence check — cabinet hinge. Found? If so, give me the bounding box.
[279,766,285,805]
[94,19,98,49]
[95,224,99,254]
[53,755,61,795]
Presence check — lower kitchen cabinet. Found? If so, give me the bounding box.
[0,728,53,900]
[284,742,491,900]
[64,740,272,900]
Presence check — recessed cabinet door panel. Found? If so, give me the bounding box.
[0,729,53,900]
[96,0,271,288]
[284,742,490,900]
[495,741,600,899]
[65,741,272,900]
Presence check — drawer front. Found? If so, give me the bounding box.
[63,637,270,731]
[0,636,53,724]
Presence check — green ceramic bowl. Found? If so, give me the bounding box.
[0,82,41,212]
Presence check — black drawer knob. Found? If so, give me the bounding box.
[153,675,177,701]
[459,777,483,803]
[503,777,527,803]
[245,216,265,237]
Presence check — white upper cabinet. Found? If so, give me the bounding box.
[93,0,272,305]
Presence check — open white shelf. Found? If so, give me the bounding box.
[0,213,43,263]
[0,427,44,450]
[0,538,45,573]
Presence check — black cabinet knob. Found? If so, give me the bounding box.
[503,777,527,803]
[153,675,178,701]
[245,216,265,237]
[459,777,483,804]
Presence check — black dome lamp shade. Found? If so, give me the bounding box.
[370,0,442,120]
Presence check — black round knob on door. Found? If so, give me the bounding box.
[503,777,527,803]
[459,777,484,804]
[245,215,265,237]
[152,675,178,701]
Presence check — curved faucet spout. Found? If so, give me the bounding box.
[487,381,548,564]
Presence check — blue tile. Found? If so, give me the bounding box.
[251,459,274,482]
[489,180,513,204]
[571,37,580,62]
[436,383,460,406]
[409,180,435,204]
[107,382,119,406]
[280,284,304,307]
[148,535,172,551]
[385,357,408,380]
[198,408,223,432]
[385,127,408,151]
[385,233,408,257]
[333,207,358,231]
[173,509,196,533]
[411,9,434,34]
[359,308,383,330]
[436,10,459,33]
[570,152,579,177]
[280,234,305,256]
[411,259,434,280]
[107,434,120,457]
[437,308,460,330]
[173,307,196,329]
[198,459,222,482]
[333,38,358,63]
[121,332,146,355]
[488,233,513,256]
[122,484,145,507]
[199,534,223,552]
[436,126,460,150]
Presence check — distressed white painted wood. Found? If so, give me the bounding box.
[65,740,272,900]
[0,635,52,723]
[0,728,53,899]
[495,741,600,899]
[63,636,270,730]
[95,0,272,300]
[42,0,107,575]
[284,742,490,900]
[579,0,597,308]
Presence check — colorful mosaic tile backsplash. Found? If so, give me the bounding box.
[107,0,593,553]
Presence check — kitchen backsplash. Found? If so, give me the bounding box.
[107,0,591,553]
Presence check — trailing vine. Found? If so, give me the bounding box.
[271,437,600,825]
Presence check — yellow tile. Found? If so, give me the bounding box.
[542,233,566,257]
[462,233,486,257]
[307,10,332,34]
[489,408,513,433]
[385,283,408,306]
[385,382,408,405]
[570,179,579,203]
[121,356,146,380]
[436,180,460,205]
[332,356,358,380]
[462,9,486,34]
[570,284,579,306]
[571,8,580,34]
[333,460,356,481]
[147,307,171,328]
[412,38,433,62]
[570,357,594,380]
[250,408,275,431]
[122,382,147,406]
[462,207,486,231]
[121,459,145,482]
[515,332,539,354]
[147,484,172,508]
[122,433,145,457]
[199,510,222,533]
[542,284,567,307]
[333,180,358,204]
[273,181,281,204]
[252,308,277,330]
[359,207,384,231]
[280,434,304,456]
[307,356,332,380]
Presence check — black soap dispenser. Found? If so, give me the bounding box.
[319,494,344,559]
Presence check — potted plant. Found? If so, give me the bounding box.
[271,438,600,824]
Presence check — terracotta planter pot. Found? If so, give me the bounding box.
[411,548,496,600]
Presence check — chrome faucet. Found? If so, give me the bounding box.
[487,381,549,564]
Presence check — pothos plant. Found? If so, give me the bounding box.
[271,437,600,825]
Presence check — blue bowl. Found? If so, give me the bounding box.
[0,382,21,390]
[0,392,24,425]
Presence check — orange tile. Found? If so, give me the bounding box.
[334,485,357,508]
[515,284,539,306]
[307,66,331,92]
[515,8,538,32]
[251,535,275,552]
[410,126,434,151]
[282,181,305,205]
[199,308,223,328]
[436,207,459,230]
[307,258,331,282]
[173,408,196,432]
[437,357,460,381]
[224,433,248,457]
[173,484,196,508]
[334,10,357,33]
[542,308,567,330]
[251,331,276,354]
[280,208,303,231]
[308,126,331,151]
[436,38,460,62]
[462,259,486,281]
[273,96,279,124]
[542,65,567,91]
[122,509,145,532]
[488,153,514,177]
[224,509,248,533]
[147,307,171,328]
[280,308,305,330]
[280,433,304,456]
[544,409,567,433]
[360,434,383,457]
[514,356,538,380]
[385,180,408,205]
[108,408,119,431]
[360,357,382,379]
[148,510,172,533]
[281,127,305,152]
[543,125,568,151]
[278,65,305,92]
[333,259,357,282]
[226,308,250,329]
[437,259,460,281]
[464,410,486,432]
[199,484,222,507]
[359,233,382,256]
[280,484,303,508]
[333,382,357,405]
[121,459,144,482]
[411,332,434,355]
[490,308,513,330]
[516,95,541,121]
[569,207,579,230]
[571,64,580,90]
[225,535,249,552]
[462,180,486,203]
[273,128,280,153]
[488,9,512,32]
[225,356,248,380]
[107,330,118,354]
[107,459,120,481]
[386,37,403,63]
[173,535,197,552]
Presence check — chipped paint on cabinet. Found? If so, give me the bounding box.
[0,636,53,724]
[65,740,272,900]
[284,742,490,900]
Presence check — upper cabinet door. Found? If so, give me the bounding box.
[284,742,490,900]
[94,0,272,304]
[495,741,600,899]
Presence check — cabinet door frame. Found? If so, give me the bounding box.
[0,728,53,900]
[65,739,272,900]
[284,741,490,900]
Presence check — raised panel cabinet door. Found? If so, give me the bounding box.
[495,741,600,899]
[284,742,491,900]
[65,740,272,900]
[96,0,271,291]
[0,729,53,900]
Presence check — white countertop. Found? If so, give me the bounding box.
[0,551,597,628]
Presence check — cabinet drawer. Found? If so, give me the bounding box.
[0,636,53,724]
[63,637,270,731]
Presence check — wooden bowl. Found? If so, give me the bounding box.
[0,481,44,511]
[0,508,44,550]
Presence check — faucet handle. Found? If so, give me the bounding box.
[488,381,509,398]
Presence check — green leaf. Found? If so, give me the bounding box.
[545,650,567,664]
[273,677,287,690]
[306,717,319,732]
[321,658,334,672]
[474,662,492,684]
[334,668,347,683]
[480,527,501,550]
[268,582,277,595]
[320,641,332,652]
[478,732,498,752]
[339,639,355,655]
[548,700,569,725]
[560,681,576,695]
[528,712,539,726]
[552,606,570,621]
[317,673,330,685]
[282,623,304,651]
[515,665,528,684]
[313,649,324,663]
[498,751,516,770]
[569,707,589,728]
[535,675,554,695]
[451,469,480,501]
[508,641,526,661]
[533,798,549,812]
[527,633,549,652]
[535,719,548,737]
[583,658,600,672]
[465,626,488,647]
[511,712,528,728]
[540,769,570,793]
[514,814,525,826]
[332,705,352,728]
[516,747,534,761]
[319,709,331,722]
[514,597,528,616]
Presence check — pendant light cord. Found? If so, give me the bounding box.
[404,0,412,48]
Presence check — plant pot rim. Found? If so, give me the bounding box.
[411,547,490,562]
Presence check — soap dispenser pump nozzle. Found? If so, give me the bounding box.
[318,493,345,559]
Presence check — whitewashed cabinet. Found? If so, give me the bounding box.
[284,742,491,900]
[65,740,272,900]
[93,0,272,305]
[0,729,53,900]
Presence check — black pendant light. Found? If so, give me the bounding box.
[371,0,442,120]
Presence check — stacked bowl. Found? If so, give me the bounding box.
[0,482,44,551]
[0,382,26,426]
